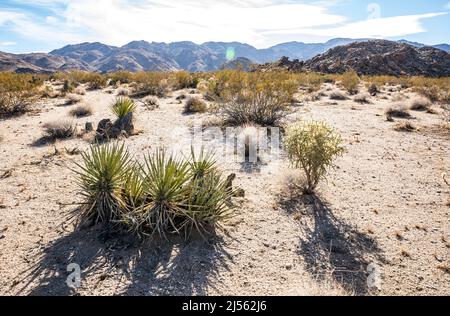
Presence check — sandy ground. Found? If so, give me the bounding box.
[0,84,449,296]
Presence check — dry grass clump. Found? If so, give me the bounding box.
[66,93,82,105]
[184,97,208,114]
[0,73,41,118]
[340,70,360,95]
[394,121,416,132]
[409,96,431,111]
[368,83,379,96]
[117,88,130,96]
[353,93,370,104]
[329,90,348,101]
[385,103,412,120]
[74,86,86,95]
[285,120,345,194]
[43,120,75,140]
[74,145,233,239]
[69,103,93,118]
[141,96,159,110]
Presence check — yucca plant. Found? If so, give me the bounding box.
[188,147,217,180]
[112,97,137,119]
[74,143,133,224]
[184,173,233,238]
[137,149,192,237]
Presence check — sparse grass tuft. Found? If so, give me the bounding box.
[329,90,348,101]
[43,120,75,140]
[385,104,411,120]
[66,93,82,105]
[394,121,416,132]
[69,103,93,118]
[117,88,130,96]
[353,93,370,104]
[410,96,431,111]
[142,96,159,110]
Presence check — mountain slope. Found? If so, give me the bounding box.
[303,40,450,77]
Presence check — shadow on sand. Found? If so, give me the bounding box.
[12,223,232,296]
[278,186,385,295]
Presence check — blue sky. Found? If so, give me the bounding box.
[0,0,449,53]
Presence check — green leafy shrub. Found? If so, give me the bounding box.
[285,121,345,194]
[112,97,137,119]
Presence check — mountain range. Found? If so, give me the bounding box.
[0,38,449,74]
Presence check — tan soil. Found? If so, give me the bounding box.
[0,85,448,296]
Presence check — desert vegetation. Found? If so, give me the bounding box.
[1,69,449,296]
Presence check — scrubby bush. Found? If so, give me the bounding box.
[285,120,345,194]
[353,93,370,104]
[117,88,129,96]
[221,72,297,126]
[112,97,137,119]
[174,71,198,89]
[329,90,348,101]
[385,104,411,119]
[69,103,93,118]
[184,97,208,114]
[74,86,86,95]
[0,73,40,118]
[66,93,82,105]
[132,72,171,98]
[142,96,159,110]
[340,70,360,94]
[368,83,379,96]
[410,96,431,111]
[62,79,75,93]
[43,121,75,140]
[394,121,416,132]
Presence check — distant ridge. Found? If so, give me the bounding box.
[0,38,449,74]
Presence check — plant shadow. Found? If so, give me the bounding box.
[12,222,232,296]
[278,186,386,295]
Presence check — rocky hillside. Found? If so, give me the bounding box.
[1,39,449,74]
[303,40,450,77]
[220,57,255,71]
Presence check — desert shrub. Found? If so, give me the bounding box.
[394,121,416,132]
[410,96,431,111]
[353,93,370,104]
[385,103,411,119]
[74,143,133,224]
[184,97,208,114]
[132,72,171,97]
[112,97,137,119]
[415,85,441,103]
[142,96,159,110]
[0,73,40,117]
[69,103,93,118]
[109,71,134,85]
[87,73,107,90]
[285,120,345,194]
[41,85,59,98]
[329,90,348,101]
[174,71,198,89]
[74,86,86,95]
[221,72,297,126]
[117,88,129,96]
[43,121,75,140]
[340,70,360,94]
[66,93,82,105]
[368,83,379,96]
[62,79,75,93]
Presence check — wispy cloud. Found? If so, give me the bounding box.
[0,0,448,50]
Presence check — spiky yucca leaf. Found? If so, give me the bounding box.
[188,146,217,180]
[74,143,132,223]
[184,173,233,238]
[112,97,137,119]
[138,149,192,237]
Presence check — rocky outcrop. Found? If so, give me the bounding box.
[303,40,450,77]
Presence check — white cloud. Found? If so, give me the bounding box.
[1,0,448,49]
[0,41,17,46]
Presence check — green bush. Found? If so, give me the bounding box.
[341,70,360,95]
[285,121,345,194]
[0,73,40,117]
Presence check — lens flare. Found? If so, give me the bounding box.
[226,47,235,61]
